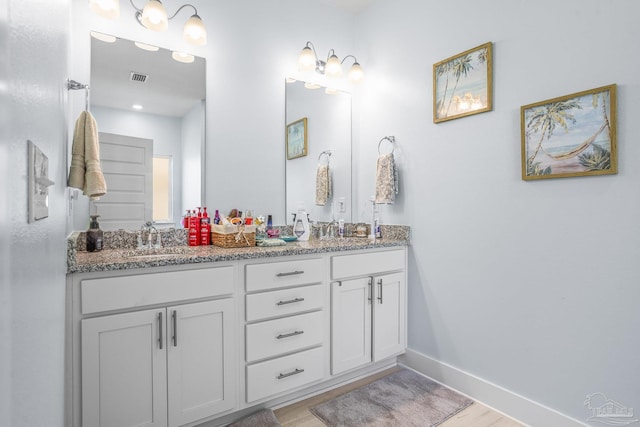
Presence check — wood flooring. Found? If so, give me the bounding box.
[273,367,524,427]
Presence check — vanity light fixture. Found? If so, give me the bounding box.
[134,41,160,51]
[129,0,208,46]
[298,41,364,83]
[91,1,207,45]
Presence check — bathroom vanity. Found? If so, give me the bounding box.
[65,231,409,427]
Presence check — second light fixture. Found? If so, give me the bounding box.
[298,41,364,83]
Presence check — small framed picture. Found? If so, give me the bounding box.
[521,84,617,180]
[433,42,493,123]
[286,117,308,160]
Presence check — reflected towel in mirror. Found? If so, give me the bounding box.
[315,163,332,206]
[375,153,398,204]
[68,111,107,199]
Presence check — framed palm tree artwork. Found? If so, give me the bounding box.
[433,42,493,123]
[521,84,617,180]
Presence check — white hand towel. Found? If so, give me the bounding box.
[315,163,332,206]
[375,153,398,204]
[68,111,107,200]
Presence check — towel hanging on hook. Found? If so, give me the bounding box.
[375,136,398,204]
[67,79,90,111]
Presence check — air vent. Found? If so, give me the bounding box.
[130,72,149,83]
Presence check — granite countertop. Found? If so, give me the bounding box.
[67,225,410,274]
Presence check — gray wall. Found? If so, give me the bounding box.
[2,0,70,426]
[354,0,640,423]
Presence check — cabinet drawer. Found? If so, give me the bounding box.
[81,266,235,314]
[246,346,324,403]
[246,258,324,292]
[246,311,323,362]
[331,249,405,279]
[246,284,324,322]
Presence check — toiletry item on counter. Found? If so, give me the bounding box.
[292,206,311,241]
[213,209,221,225]
[338,218,345,238]
[200,207,211,245]
[374,216,382,239]
[266,214,273,231]
[188,207,201,246]
[86,215,103,252]
[244,210,253,225]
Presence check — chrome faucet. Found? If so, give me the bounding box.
[139,221,162,249]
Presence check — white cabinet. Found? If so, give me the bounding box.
[75,266,236,427]
[244,257,328,403]
[330,250,406,375]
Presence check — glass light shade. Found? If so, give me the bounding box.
[90,31,116,43]
[183,14,207,46]
[325,54,342,78]
[141,0,168,31]
[89,0,120,20]
[298,47,316,72]
[172,51,195,63]
[134,41,159,51]
[348,62,364,83]
[304,82,321,90]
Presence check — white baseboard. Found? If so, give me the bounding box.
[400,349,588,427]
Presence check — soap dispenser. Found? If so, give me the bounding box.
[86,215,103,252]
[293,205,311,241]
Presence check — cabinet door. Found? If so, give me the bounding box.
[167,299,236,427]
[331,277,372,375]
[81,309,167,427]
[373,272,405,362]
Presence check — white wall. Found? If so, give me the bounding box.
[2,0,70,426]
[354,0,640,424]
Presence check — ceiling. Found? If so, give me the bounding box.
[91,35,206,117]
[318,0,374,13]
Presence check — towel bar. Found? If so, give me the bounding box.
[378,136,396,154]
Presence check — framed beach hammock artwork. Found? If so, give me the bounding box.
[520,84,617,180]
[433,42,493,123]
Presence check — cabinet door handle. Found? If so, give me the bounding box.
[172,310,177,347]
[276,297,305,306]
[377,279,383,304]
[368,277,373,304]
[276,330,304,339]
[158,312,163,350]
[276,270,305,277]
[277,368,304,380]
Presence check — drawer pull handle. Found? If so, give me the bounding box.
[277,368,305,380]
[377,279,383,304]
[276,330,304,339]
[172,310,178,347]
[276,270,304,277]
[277,297,305,306]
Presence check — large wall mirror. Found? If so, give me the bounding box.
[72,33,206,231]
[285,80,352,225]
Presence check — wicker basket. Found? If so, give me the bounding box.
[211,224,256,248]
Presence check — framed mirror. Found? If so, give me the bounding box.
[75,33,206,230]
[285,79,352,225]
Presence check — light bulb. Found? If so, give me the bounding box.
[325,53,342,78]
[348,62,364,83]
[298,46,316,72]
[141,0,168,31]
[89,0,120,19]
[183,14,207,46]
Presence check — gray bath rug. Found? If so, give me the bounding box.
[228,408,281,427]
[310,369,473,427]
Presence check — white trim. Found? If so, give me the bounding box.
[400,349,588,427]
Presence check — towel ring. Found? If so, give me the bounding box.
[378,136,396,155]
[318,150,332,165]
